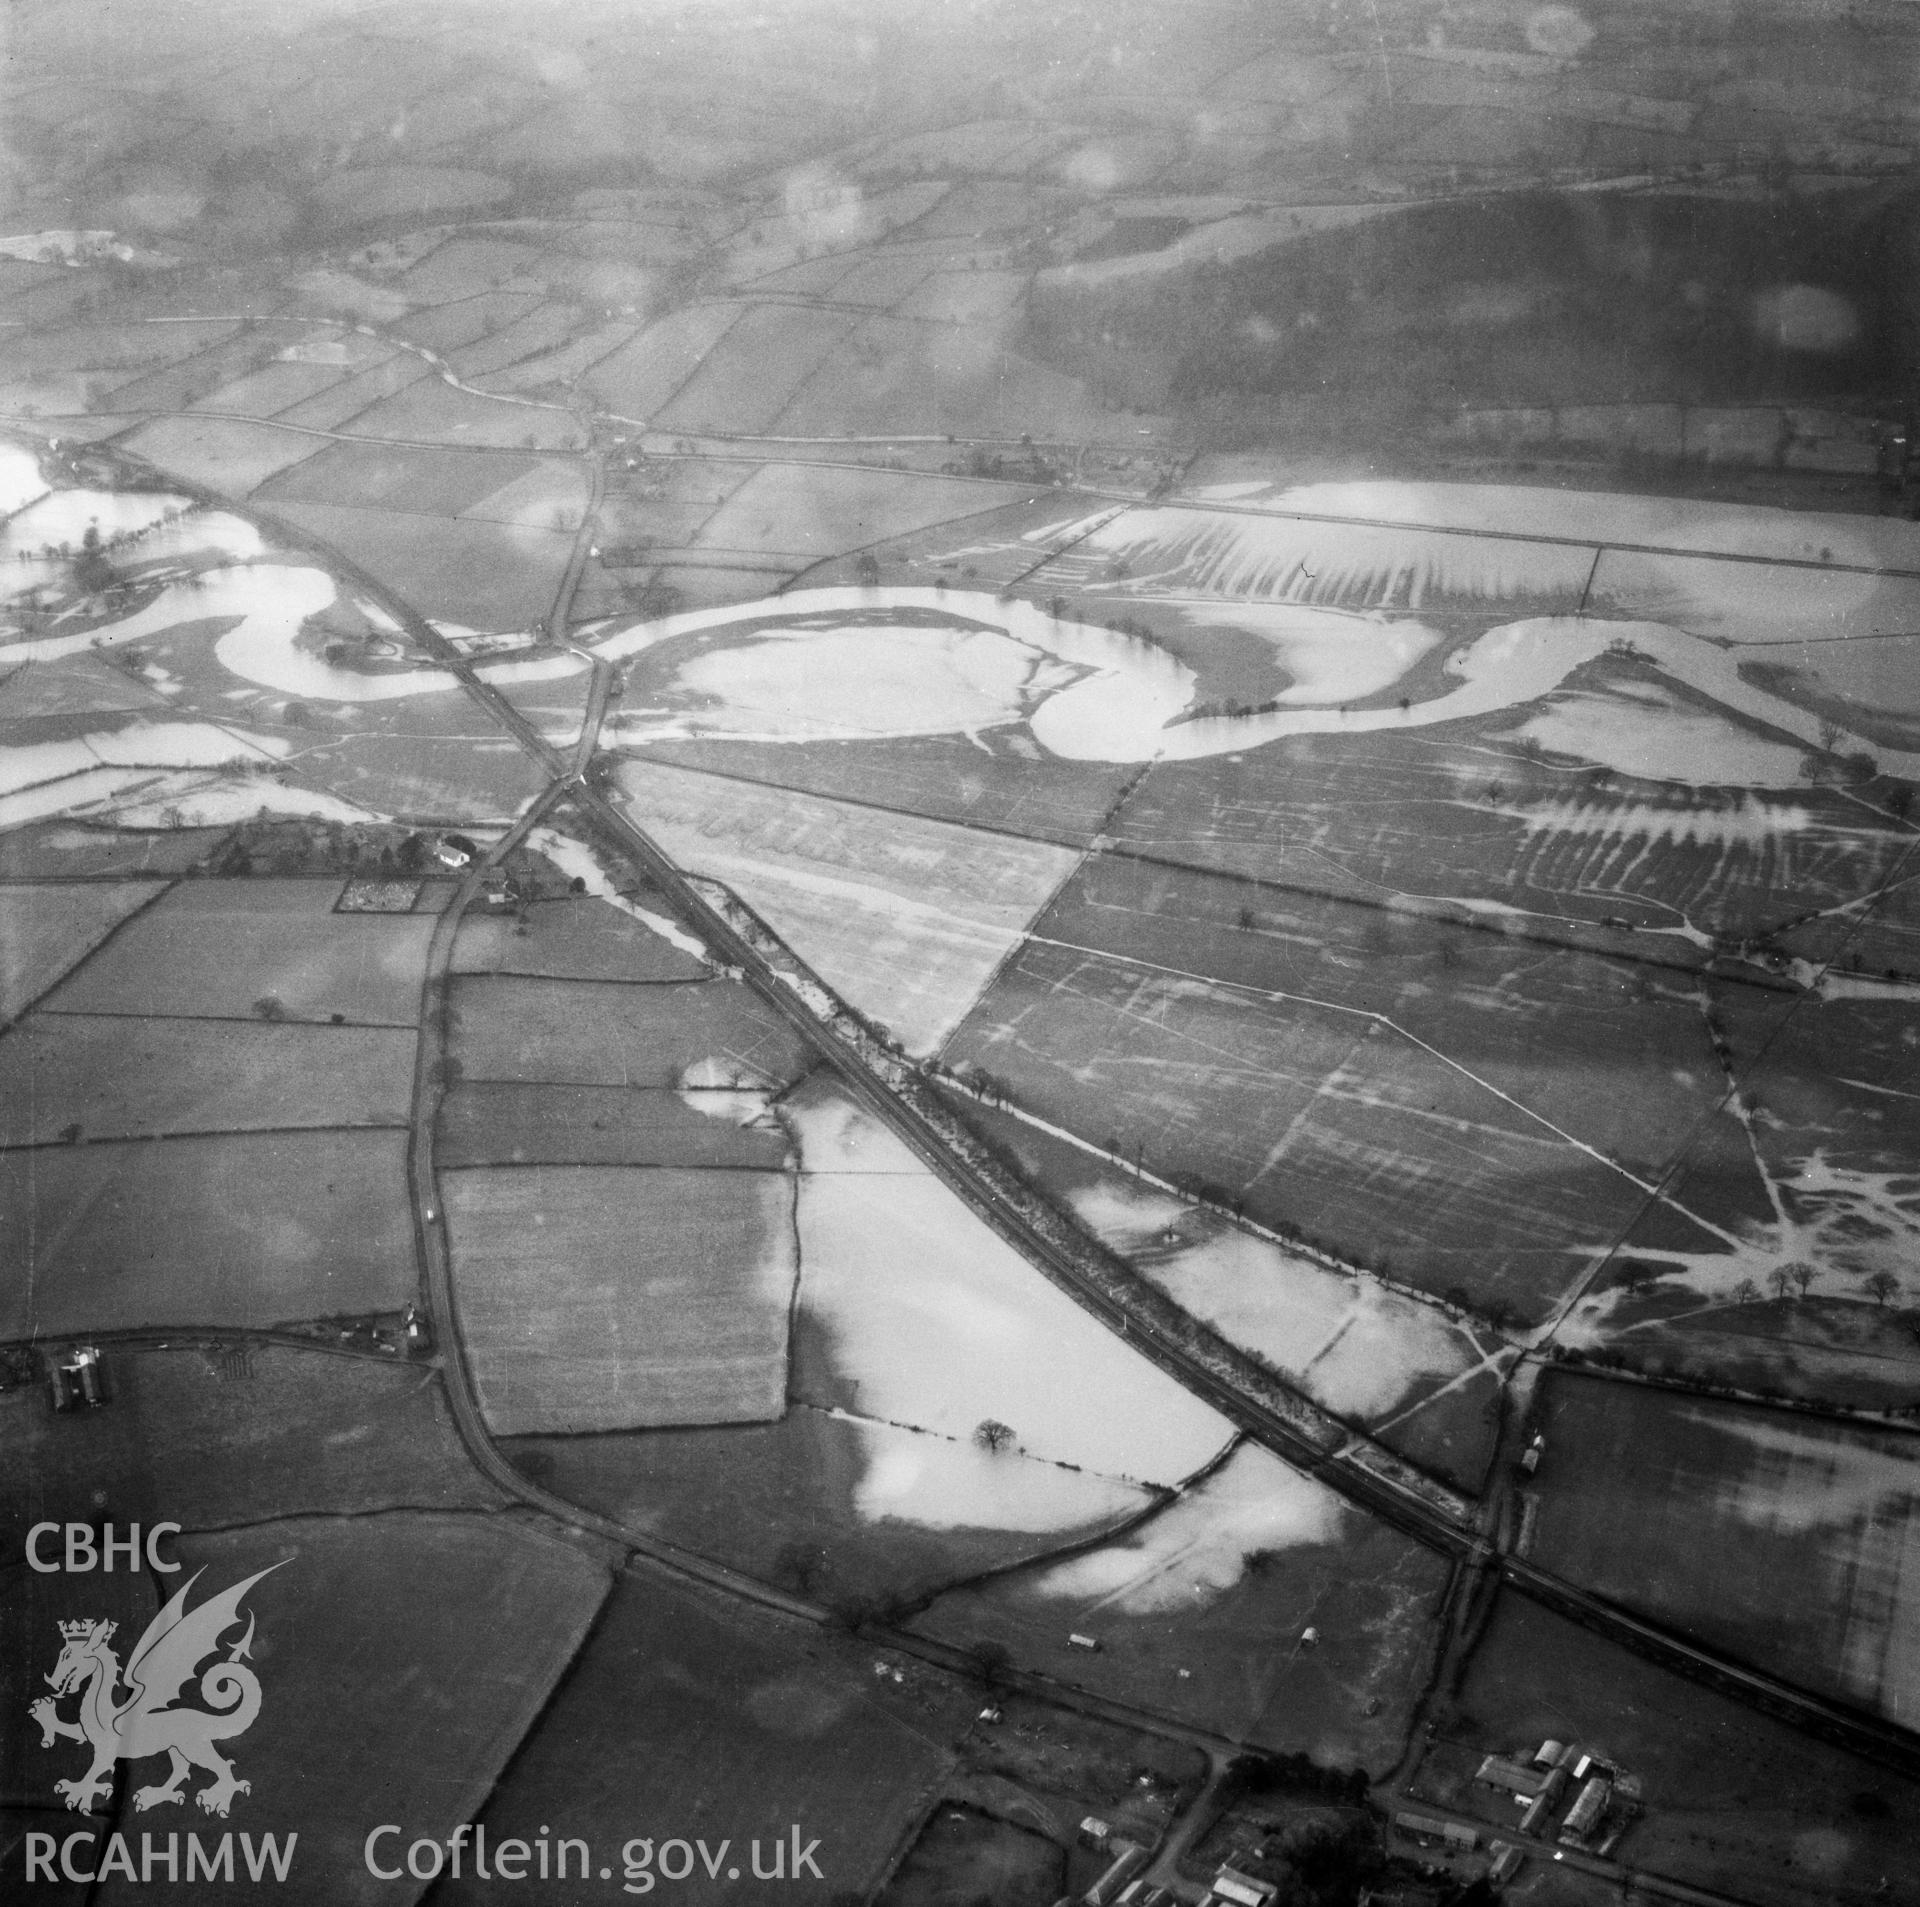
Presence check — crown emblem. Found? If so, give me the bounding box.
[58,1619,112,1640]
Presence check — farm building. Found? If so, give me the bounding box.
[48,1344,107,1410]
[1488,1841,1526,1885]
[1475,1755,1548,1798]
[1206,1870,1278,1907]
[1085,1840,1149,1904]
[1560,1777,1613,1845]
[1391,1812,1477,1851]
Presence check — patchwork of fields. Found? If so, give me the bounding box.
[7,0,1920,1889]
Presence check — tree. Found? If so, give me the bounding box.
[1787,1259,1818,1299]
[973,1418,1015,1454]
[1768,1267,1795,1302]
[1863,1270,1900,1308]
[1731,1276,1761,1305]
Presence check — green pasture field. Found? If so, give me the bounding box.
[397,290,545,352]
[0,1127,415,1338]
[436,1564,968,1906]
[134,1514,609,1907]
[0,1013,414,1145]
[269,352,434,433]
[828,251,939,309]
[189,359,350,421]
[436,1082,789,1169]
[260,441,543,516]
[394,236,548,302]
[775,321,1130,441]
[1528,1373,1920,1725]
[0,877,165,1020]
[473,318,641,397]
[897,269,1030,326]
[1425,1589,1920,1907]
[340,375,588,450]
[458,458,590,531]
[41,878,436,1026]
[4,319,239,376]
[449,973,812,1091]
[98,330,287,414]
[636,561,803,611]
[632,733,1135,847]
[691,464,1036,560]
[653,305,857,436]
[593,495,722,550]
[0,1345,505,1555]
[810,494,1097,591]
[261,500,571,629]
[451,894,708,981]
[442,1163,797,1434]
[447,303,589,380]
[114,416,323,496]
[0,825,222,879]
[0,654,160,721]
[582,304,744,418]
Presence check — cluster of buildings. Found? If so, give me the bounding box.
[1068,1817,1279,1907]
[1472,1738,1640,1854]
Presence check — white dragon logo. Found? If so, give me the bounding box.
[30,1564,284,1817]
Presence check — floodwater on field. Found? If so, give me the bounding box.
[677,1054,780,1126]
[1190,479,1920,572]
[1172,600,1446,705]
[595,588,1917,776]
[838,1410,1155,1533]
[1564,1153,1920,1338]
[521,827,712,964]
[786,1086,1233,1491]
[1515,684,1815,787]
[1,487,195,565]
[101,775,393,829]
[1070,1179,1477,1422]
[1025,1441,1347,1615]
[0,442,49,517]
[1503,788,1823,849]
[0,720,286,799]
[1054,503,1596,607]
